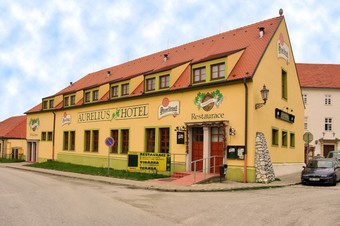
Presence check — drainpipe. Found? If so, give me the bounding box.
[243,78,248,183]
[52,112,56,160]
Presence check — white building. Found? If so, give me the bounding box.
[297,63,340,160]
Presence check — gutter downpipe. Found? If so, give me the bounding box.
[243,78,248,183]
[52,112,56,160]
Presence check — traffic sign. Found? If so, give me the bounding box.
[303,132,313,143]
[105,137,115,147]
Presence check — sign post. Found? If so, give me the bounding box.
[105,137,115,176]
[303,132,313,162]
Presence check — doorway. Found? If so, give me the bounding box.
[323,144,335,158]
[27,141,38,162]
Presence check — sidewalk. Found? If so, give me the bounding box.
[1,162,301,192]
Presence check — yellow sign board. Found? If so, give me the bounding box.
[127,152,171,172]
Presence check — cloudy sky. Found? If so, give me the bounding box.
[0,0,339,121]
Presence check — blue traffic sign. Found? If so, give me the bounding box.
[105,137,115,147]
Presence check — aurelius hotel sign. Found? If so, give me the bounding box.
[277,33,289,64]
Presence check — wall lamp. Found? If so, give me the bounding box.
[255,85,269,109]
[175,126,186,132]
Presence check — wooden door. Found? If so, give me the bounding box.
[324,144,335,158]
[210,127,224,173]
[191,127,203,171]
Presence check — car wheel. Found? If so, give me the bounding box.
[332,175,337,186]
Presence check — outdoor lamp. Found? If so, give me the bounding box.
[255,85,269,109]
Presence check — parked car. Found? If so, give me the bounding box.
[301,158,340,186]
[327,150,340,161]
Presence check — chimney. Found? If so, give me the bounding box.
[107,70,111,77]
[259,27,265,38]
[70,82,73,86]
[163,54,168,62]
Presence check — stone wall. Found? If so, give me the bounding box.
[255,132,275,183]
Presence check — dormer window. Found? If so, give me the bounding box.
[193,67,206,83]
[84,91,91,103]
[146,78,156,91]
[42,98,54,110]
[211,63,225,80]
[92,90,99,101]
[111,85,118,98]
[160,75,170,89]
[122,83,129,96]
[64,94,76,107]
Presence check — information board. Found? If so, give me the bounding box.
[127,152,171,172]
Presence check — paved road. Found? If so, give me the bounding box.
[1,167,340,226]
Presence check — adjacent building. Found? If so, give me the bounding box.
[25,14,305,182]
[297,63,340,159]
[0,115,27,160]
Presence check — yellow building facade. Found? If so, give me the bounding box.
[26,15,304,182]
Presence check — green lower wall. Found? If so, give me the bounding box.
[226,166,256,183]
[57,153,255,182]
[57,153,128,170]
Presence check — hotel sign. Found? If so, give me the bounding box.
[78,104,149,123]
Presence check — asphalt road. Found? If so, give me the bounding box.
[1,167,340,226]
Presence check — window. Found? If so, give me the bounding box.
[92,130,99,152]
[211,63,225,80]
[282,131,288,147]
[211,127,224,142]
[70,95,76,105]
[111,86,118,98]
[325,118,332,131]
[146,128,155,152]
[85,92,91,103]
[121,129,129,154]
[64,131,75,151]
[325,94,332,105]
[304,117,308,130]
[43,100,48,110]
[290,133,295,148]
[64,96,70,107]
[70,131,75,150]
[49,99,54,108]
[159,128,169,153]
[63,131,69,150]
[122,83,129,96]
[303,94,307,105]
[84,130,99,152]
[193,67,206,83]
[282,69,287,100]
[92,90,99,101]
[146,78,156,91]
[160,75,170,89]
[272,128,279,145]
[47,132,53,141]
[41,132,47,141]
[110,130,118,153]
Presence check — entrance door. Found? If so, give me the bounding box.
[210,127,224,173]
[27,142,37,162]
[324,144,335,158]
[11,148,19,159]
[191,127,203,171]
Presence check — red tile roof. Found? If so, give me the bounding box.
[27,16,284,114]
[0,115,26,139]
[297,63,340,88]
[56,16,283,94]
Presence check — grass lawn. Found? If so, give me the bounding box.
[0,158,25,163]
[26,161,169,181]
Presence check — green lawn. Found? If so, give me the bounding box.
[0,158,25,163]
[26,161,169,181]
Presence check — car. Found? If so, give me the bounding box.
[301,158,340,186]
[327,150,340,161]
